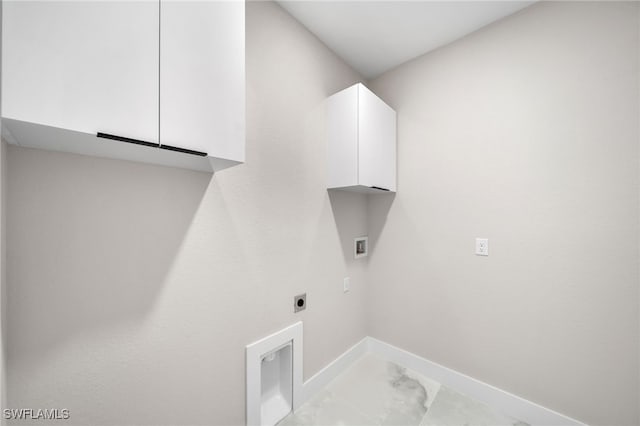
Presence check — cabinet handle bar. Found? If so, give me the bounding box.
[159,144,208,157]
[97,132,159,148]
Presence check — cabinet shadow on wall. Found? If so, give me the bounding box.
[7,146,213,356]
[327,189,395,262]
[367,192,396,255]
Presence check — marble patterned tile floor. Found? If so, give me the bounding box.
[278,354,528,426]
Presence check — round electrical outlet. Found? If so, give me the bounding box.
[294,294,306,313]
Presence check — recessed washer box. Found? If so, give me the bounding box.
[246,322,303,426]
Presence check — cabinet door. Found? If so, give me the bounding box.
[160,0,245,161]
[327,84,359,189]
[2,1,159,143]
[358,84,397,192]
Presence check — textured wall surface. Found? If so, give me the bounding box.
[6,2,366,424]
[1,141,6,425]
[1,0,6,417]
[5,2,640,426]
[368,2,639,425]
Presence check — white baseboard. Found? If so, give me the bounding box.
[296,336,586,426]
[300,337,369,406]
[367,337,586,426]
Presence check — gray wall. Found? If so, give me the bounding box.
[368,2,639,425]
[6,2,366,424]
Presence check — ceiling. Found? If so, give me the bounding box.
[278,1,535,79]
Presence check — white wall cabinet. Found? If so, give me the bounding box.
[2,0,245,173]
[2,1,159,144]
[160,1,245,167]
[327,83,396,193]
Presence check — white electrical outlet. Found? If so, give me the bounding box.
[343,277,350,293]
[475,238,489,256]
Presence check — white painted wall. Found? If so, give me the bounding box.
[5,2,366,424]
[6,2,639,425]
[368,2,639,425]
[0,142,5,426]
[1,0,6,419]
[1,146,5,426]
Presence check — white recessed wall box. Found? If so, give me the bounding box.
[2,0,245,173]
[354,236,368,259]
[327,83,396,193]
[246,322,303,426]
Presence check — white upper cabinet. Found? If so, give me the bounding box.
[1,0,245,172]
[2,1,159,144]
[327,83,397,193]
[160,0,245,165]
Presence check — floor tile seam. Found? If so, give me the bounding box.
[416,385,447,426]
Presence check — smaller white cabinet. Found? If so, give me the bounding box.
[327,83,396,193]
